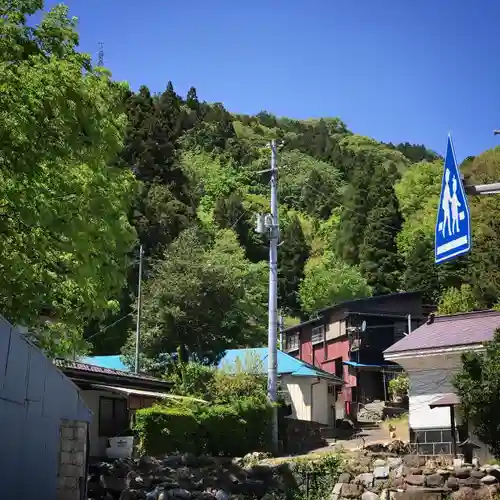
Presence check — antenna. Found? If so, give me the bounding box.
[98,42,104,66]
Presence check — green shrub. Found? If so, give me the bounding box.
[388,373,409,399]
[134,405,199,456]
[134,397,273,456]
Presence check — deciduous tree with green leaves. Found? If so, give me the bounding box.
[454,328,500,458]
[0,0,136,356]
[299,251,372,314]
[122,227,267,371]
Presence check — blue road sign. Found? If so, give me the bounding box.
[435,135,471,264]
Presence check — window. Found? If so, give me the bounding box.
[334,357,344,378]
[311,325,325,344]
[286,332,300,352]
[99,397,129,437]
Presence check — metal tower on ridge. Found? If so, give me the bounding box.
[98,42,104,66]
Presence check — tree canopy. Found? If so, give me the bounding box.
[6,0,500,369]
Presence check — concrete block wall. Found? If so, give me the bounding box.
[56,419,88,500]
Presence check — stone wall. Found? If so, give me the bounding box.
[87,451,500,500]
[57,419,88,500]
[281,418,327,454]
[332,453,500,500]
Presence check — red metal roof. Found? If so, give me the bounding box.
[429,393,460,408]
[384,309,500,355]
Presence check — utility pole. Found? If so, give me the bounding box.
[255,139,280,453]
[134,244,144,374]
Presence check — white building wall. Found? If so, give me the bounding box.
[80,389,127,457]
[282,376,332,425]
[389,351,464,430]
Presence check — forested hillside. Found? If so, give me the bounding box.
[3,2,500,371]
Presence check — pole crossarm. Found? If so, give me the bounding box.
[464,182,500,196]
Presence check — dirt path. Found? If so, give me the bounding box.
[310,424,391,454]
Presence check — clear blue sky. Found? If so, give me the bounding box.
[44,0,500,162]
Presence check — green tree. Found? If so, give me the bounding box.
[213,191,267,263]
[278,215,310,316]
[359,163,402,294]
[299,251,372,314]
[122,228,267,371]
[454,329,500,458]
[0,0,137,356]
[437,284,478,315]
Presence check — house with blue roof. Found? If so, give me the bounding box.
[219,348,343,425]
[85,349,344,426]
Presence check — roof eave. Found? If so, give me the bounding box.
[384,343,485,361]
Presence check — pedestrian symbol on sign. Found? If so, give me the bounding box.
[435,136,471,264]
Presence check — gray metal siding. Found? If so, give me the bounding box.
[0,316,92,499]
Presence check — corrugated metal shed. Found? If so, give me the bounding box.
[0,316,91,499]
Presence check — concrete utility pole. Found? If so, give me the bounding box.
[255,139,280,453]
[134,244,144,374]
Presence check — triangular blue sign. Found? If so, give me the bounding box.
[435,135,471,264]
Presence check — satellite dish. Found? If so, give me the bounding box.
[361,320,367,332]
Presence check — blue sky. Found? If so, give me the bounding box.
[43,0,500,162]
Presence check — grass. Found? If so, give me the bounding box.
[381,413,409,442]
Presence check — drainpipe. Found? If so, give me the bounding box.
[310,377,321,422]
[407,314,412,336]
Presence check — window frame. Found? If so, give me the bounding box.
[285,332,300,352]
[311,325,325,345]
[98,396,129,437]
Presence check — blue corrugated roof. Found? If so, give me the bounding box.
[82,355,128,371]
[219,348,343,383]
[343,360,400,369]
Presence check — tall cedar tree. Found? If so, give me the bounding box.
[359,162,402,294]
[336,152,376,264]
[278,215,310,317]
[213,192,267,263]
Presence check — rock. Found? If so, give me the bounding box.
[451,487,475,499]
[341,483,364,498]
[446,476,460,490]
[119,489,137,500]
[196,493,216,500]
[361,492,379,500]
[403,455,426,468]
[425,474,444,487]
[353,473,374,487]
[460,477,481,489]
[170,488,192,499]
[373,466,389,480]
[405,474,425,487]
[214,490,229,500]
[101,474,127,493]
[387,458,402,469]
[373,459,386,467]
[422,468,435,475]
[470,469,485,479]
[453,467,471,479]
[409,467,423,475]
[481,474,498,485]
[338,472,352,483]
[436,469,450,477]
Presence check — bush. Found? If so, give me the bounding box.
[134,397,273,457]
[388,374,409,400]
[134,405,199,456]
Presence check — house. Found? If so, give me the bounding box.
[219,348,343,425]
[282,292,425,419]
[383,309,500,460]
[55,358,173,458]
[0,316,91,500]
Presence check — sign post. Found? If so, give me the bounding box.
[435,135,471,264]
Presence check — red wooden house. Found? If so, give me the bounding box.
[282,292,425,421]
